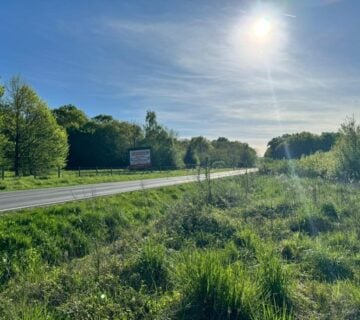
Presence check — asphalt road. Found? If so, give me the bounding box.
[0,169,257,213]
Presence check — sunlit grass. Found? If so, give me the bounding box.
[0,167,231,191]
[0,174,359,319]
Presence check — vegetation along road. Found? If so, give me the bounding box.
[0,169,257,212]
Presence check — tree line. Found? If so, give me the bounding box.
[53,106,257,169]
[264,131,339,159]
[263,117,360,182]
[0,76,256,176]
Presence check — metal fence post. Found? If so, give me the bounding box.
[78,167,81,177]
[1,167,4,180]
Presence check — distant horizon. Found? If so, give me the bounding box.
[2,0,359,155]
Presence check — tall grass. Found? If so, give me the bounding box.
[256,250,292,308]
[0,174,359,319]
[175,250,258,320]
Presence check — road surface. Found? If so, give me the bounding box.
[0,169,257,213]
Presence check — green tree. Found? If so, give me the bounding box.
[143,110,181,168]
[92,114,114,123]
[0,84,7,166]
[0,77,68,176]
[66,115,143,168]
[183,146,198,167]
[333,117,360,181]
[265,132,338,159]
[186,136,212,166]
[52,104,88,130]
[209,138,256,168]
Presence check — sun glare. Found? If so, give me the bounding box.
[228,6,287,67]
[253,17,271,40]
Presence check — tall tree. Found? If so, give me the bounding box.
[143,110,181,168]
[0,77,68,176]
[52,104,88,130]
[66,115,143,168]
[186,136,212,166]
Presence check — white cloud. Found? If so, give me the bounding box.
[90,10,360,155]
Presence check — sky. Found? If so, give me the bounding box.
[1,0,360,154]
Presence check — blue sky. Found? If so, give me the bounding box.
[1,0,360,154]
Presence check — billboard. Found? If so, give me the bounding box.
[129,148,151,168]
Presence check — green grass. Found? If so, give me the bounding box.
[0,167,232,191]
[0,173,359,319]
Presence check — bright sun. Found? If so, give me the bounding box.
[252,17,271,40]
[229,7,287,66]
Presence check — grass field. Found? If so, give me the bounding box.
[0,172,359,319]
[0,167,228,191]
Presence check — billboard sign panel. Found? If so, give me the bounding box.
[129,148,151,168]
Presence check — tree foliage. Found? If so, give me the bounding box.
[52,104,88,130]
[142,110,181,168]
[211,137,256,167]
[183,136,257,168]
[265,132,339,159]
[333,117,360,181]
[0,77,68,175]
[2,76,257,171]
[184,136,212,166]
[65,116,143,168]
